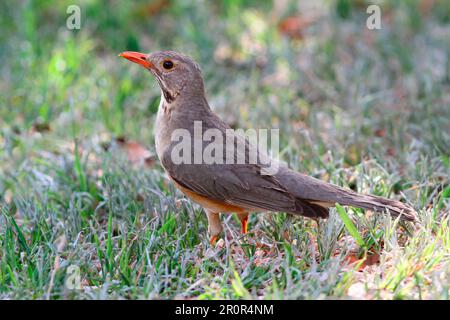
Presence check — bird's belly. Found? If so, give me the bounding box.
[171,178,248,214]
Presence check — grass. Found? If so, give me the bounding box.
[0,0,449,299]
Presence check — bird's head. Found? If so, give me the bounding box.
[119,50,204,104]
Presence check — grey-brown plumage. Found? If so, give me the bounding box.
[119,50,417,241]
[158,109,417,221]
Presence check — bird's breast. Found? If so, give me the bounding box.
[154,101,172,162]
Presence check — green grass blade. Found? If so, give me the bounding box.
[335,203,366,248]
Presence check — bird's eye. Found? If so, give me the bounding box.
[162,60,174,70]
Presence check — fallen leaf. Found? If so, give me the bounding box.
[136,0,170,17]
[420,0,435,15]
[278,15,316,40]
[283,230,291,242]
[344,251,381,271]
[115,137,156,167]
[374,128,386,137]
[32,121,51,133]
[386,147,396,157]
[365,252,380,266]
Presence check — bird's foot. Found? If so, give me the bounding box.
[209,235,219,245]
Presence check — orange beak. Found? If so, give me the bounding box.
[119,51,153,69]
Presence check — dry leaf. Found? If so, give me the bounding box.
[420,0,435,15]
[278,15,316,40]
[137,0,170,17]
[32,121,51,133]
[386,147,396,157]
[374,128,386,137]
[344,252,381,271]
[115,137,156,167]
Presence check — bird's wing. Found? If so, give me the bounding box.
[160,136,329,218]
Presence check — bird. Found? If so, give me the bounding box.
[119,50,417,244]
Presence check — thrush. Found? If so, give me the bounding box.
[119,50,417,244]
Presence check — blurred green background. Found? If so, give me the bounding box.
[0,0,449,299]
[1,0,449,153]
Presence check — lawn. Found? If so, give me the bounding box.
[0,0,449,299]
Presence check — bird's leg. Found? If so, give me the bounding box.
[236,213,249,234]
[205,210,222,245]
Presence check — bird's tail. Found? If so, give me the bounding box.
[333,190,417,221]
[281,169,418,221]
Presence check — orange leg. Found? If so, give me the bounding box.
[206,210,222,245]
[241,216,248,234]
[237,213,249,234]
[209,235,218,245]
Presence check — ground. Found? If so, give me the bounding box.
[0,0,449,299]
